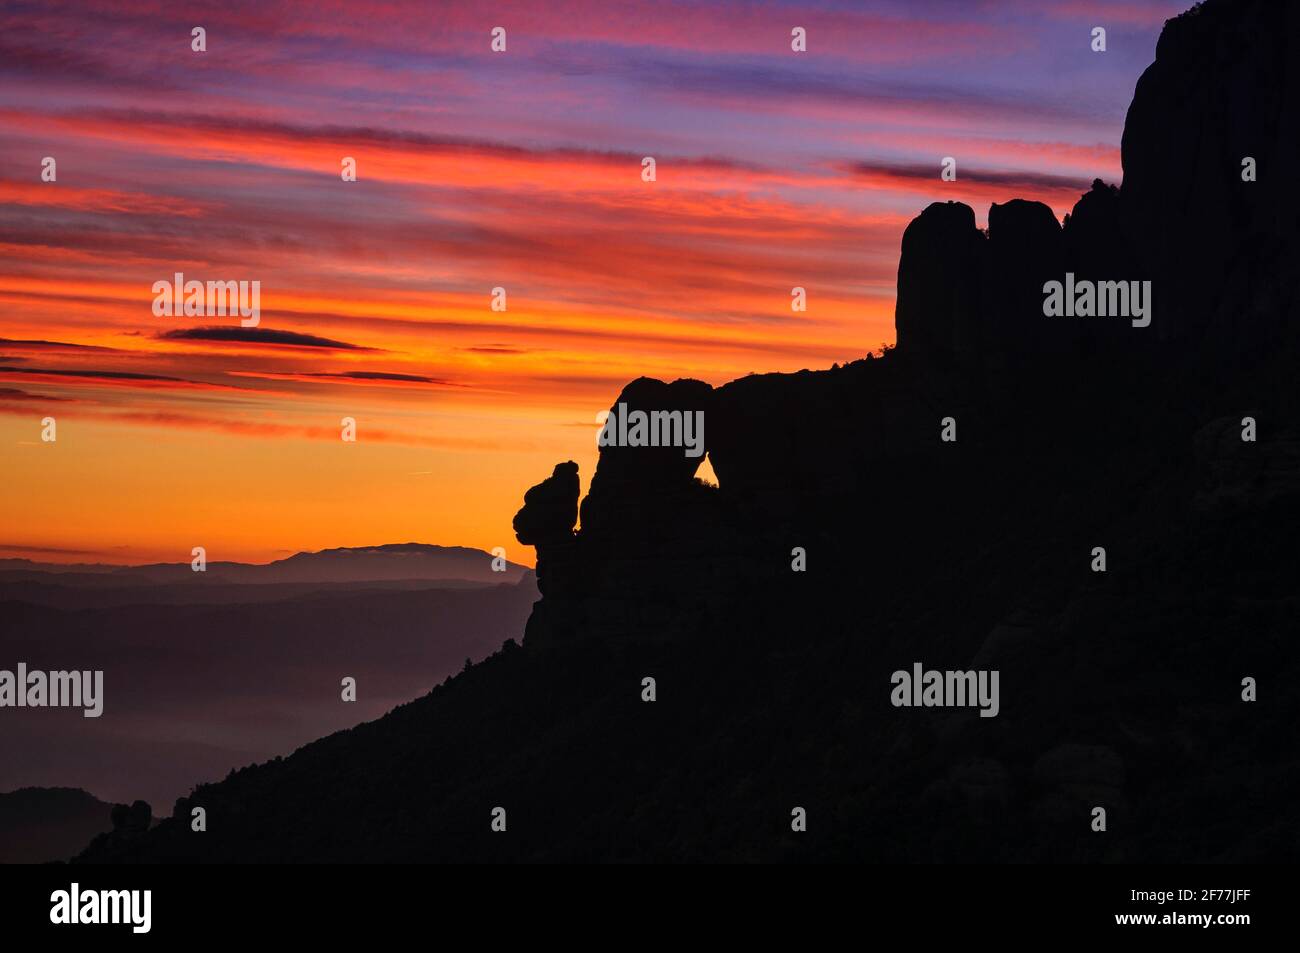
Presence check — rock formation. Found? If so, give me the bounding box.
[75,0,1300,864]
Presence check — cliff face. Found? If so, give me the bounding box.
[499,0,1300,859]
[77,0,1300,863]
[518,0,1300,655]
[1121,0,1300,357]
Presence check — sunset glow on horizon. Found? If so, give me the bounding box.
[0,0,1179,565]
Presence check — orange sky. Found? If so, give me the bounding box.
[0,0,1171,565]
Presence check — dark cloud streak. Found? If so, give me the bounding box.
[158,327,375,351]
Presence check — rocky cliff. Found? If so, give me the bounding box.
[76,0,1300,863]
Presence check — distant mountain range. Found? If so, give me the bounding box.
[0,545,540,811]
[0,543,534,609]
[0,543,532,588]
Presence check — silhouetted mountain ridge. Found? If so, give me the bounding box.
[75,0,1300,863]
[0,543,531,591]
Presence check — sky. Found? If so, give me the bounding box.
[0,0,1183,565]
